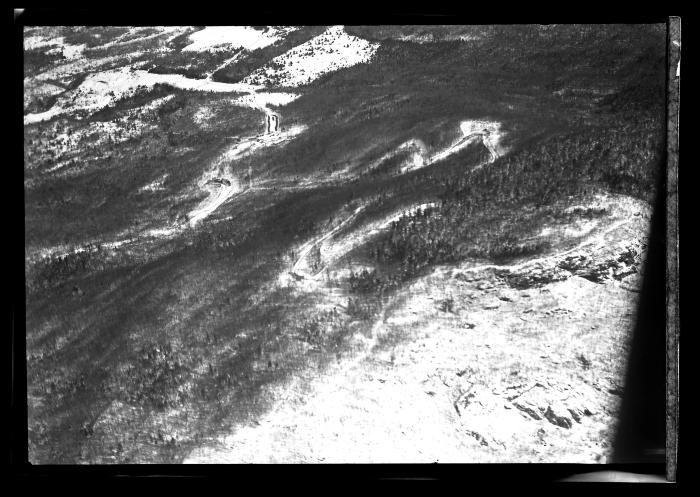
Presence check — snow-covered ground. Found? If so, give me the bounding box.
[99,27,187,50]
[185,192,650,464]
[24,65,303,126]
[243,26,379,87]
[62,43,86,59]
[24,31,64,51]
[182,26,295,53]
[36,94,175,174]
[24,27,191,89]
[25,26,328,120]
[25,68,251,125]
[24,26,379,125]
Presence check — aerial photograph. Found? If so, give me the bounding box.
[23,23,666,464]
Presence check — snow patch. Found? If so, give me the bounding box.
[430,119,504,165]
[139,174,169,193]
[243,26,379,87]
[182,26,294,53]
[539,219,600,239]
[231,91,299,110]
[192,106,214,127]
[396,140,429,173]
[459,120,499,138]
[62,43,86,59]
[144,226,180,239]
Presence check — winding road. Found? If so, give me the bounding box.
[290,204,368,279]
[288,124,504,282]
[428,131,500,166]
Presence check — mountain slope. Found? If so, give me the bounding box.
[23,24,665,464]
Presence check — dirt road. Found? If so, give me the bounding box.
[186,124,305,227]
[290,204,368,279]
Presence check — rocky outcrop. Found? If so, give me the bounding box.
[498,245,643,290]
[452,379,598,448]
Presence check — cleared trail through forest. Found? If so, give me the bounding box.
[290,204,368,279]
[429,131,499,166]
